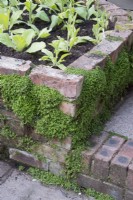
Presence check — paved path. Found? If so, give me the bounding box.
[0,161,93,200]
[105,91,133,139]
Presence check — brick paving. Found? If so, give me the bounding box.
[80,131,133,200]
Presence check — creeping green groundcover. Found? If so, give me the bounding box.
[0,48,133,147]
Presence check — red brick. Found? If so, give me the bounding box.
[0,56,32,75]
[81,132,109,174]
[109,154,132,187]
[29,66,84,99]
[126,162,133,192]
[77,174,123,200]
[59,101,76,117]
[120,140,133,158]
[92,145,117,181]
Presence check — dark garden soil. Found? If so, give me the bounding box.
[0,15,114,67]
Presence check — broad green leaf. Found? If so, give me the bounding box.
[10,10,23,29]
[58,53,70,63]
[0,0,8,7]
[75,7,87,20]
[26,42,46,53]
[27,23,39,34]
[0,33,14,48]
[25,0,37,12]
[22,29,35,46]
[87,5,96,20]
[57,64,66,70]
[40,55,50,61]
[12,35,27,52]
[76,36,94,44]
[0,9,10,30]
[11,28,27,34]
[50,15,59,30]
[41,49,54,58]
[0,25,3,33]
[35,11,50,22]
[38,28,50,39]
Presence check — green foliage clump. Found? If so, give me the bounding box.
[0,126,16,139]
[0,74,75,139]
[66,67,106,145]
[0,48,132,145]
[65,147,83,179]
[0,75,37,124]
[28,167,114,200]
[85,188,114,200]
[28,167,79,192]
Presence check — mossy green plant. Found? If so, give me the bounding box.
[0,48,132,146]
[27,167,114,200]
[0,47,132,182]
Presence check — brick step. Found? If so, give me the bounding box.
[81,132,133,200]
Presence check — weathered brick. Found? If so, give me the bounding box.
[81,132,109,174]
[99,0,111,5]
[69,54,106,70]
[120,140,133,158]
[109,9,128,17]
[0,56,32,75]
[126,162,133,192]
[0,109,25,136]
[49,162,65,176]
[110,154,132,187]
[125,190,133,200]
[59,101,76,117]
[101,4,120,12]
[105,30,133,50]
[9,148,49,171]
[92,146,117,181]
[104,136,125,151]
[91,136,123,180]
[48,137,72,151]
[29,66,84,99]
[116,15,130,22]
[86,39,124,64]
[77,174,123,200]
[35,144,68,163]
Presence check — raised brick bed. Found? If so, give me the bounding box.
[0,0,133,199]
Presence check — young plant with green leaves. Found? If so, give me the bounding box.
[75,0,96,20]
[0,6,23,31]
[0,28,45,52]
[40,38,70,70]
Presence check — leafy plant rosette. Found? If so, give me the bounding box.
[0,0,109,69]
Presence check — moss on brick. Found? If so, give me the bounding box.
[0,48,132,147]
